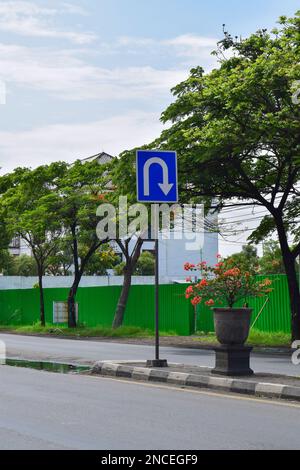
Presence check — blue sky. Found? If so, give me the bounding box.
[0,0,299,173]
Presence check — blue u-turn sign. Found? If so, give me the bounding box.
[136,150,178,203]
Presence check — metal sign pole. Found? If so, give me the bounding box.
[147,205,168,368]
[155,237,159,361]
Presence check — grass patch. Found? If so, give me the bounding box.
[0,323,176,338]
[194,329,291,347]
[0,323,291,346]
[248,329,291,347]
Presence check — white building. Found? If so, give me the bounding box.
[80,151,114,165]
[9,237,31,257]
[119,206,218,281]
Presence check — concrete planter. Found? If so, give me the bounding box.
[212,308,254,376]
[213,308,252,346]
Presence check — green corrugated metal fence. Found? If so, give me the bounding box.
[0,275,294,335]
[0,284,194,336]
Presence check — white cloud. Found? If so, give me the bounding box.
[0,111,164,173]
[0,1,57,16]
[0,30,218,102]
[117,33,218,63]
[0,1,96,44]
[60,3,89,16]
[0,43,187,101]
[163,34,217,58]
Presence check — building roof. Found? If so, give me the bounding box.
[80,151,114,165]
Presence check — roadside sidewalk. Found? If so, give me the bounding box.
[91,360,300,403]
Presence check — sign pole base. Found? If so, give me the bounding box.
[146,359,168,368]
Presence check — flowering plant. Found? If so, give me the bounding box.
[184,256,272,308]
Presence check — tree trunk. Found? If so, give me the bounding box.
[67,275,81,328]
[38,271,45,327]
[67,228,102,328]
[67,244,100,327]
[112,265,133,329]
[281,249,300,341]
[112,238,144,329]
[276,217,300,341]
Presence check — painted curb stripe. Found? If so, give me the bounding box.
[91,362,300,402]
[166,372,190,385]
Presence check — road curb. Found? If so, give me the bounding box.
[91,361,300,402]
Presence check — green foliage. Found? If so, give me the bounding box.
[57,159,109,250]
[114,261,126,276]
[0,163,67,274]
[85,245,119,276]
[158,13,300,241]
[5,255,38,277]
[114,251,155,276]
[0,324,161,338]
[55,159,110,271]
[228,240,293,275]
[0,250,14,274]
[135,251,155,275]
[195,330,291,347]
[0,323,290,345]
[46,238,73,276]
[225,245,259,274]
[259,240,286,275]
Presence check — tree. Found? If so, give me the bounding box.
[259,240,286,275]
[57,160,110,327]
[155,13,300,339]
[226,245,259,274]
[46,239,73,276]
[135,251,155,276]
[6,255,38,276]
[84,245,118,276]
[0,164,65,325]
[115,250,155,276]
[112,237,144,329]
[0,250,14,274]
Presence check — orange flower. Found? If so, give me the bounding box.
[224,268,241,277]
[191,296,202,306]
[205,299,215,307]
[185,286,194,296]
[184,262,195,271]
[199,279,208,287]
[215,262,224,268]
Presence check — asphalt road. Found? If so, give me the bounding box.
[0,333,299,376]
[0,364,300,450]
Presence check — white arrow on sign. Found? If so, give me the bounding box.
[143,157,174,196]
